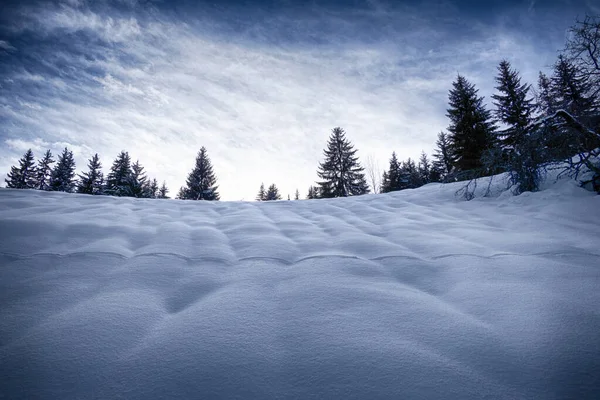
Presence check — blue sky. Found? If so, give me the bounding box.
[1,0,597,200]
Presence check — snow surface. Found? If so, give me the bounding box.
[1,174,599,399]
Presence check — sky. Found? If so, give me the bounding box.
[1,0,598,200]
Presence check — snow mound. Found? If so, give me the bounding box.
[1,177,599,399]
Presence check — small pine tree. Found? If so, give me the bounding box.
[105,151,132,197]
[446,75,496,174]
[148,178,159,199]
[401,158,422,189]
[317,127,369,197]
[265,184,282,201]
[180,147,220,200]
[307,185,319,199]
[50,147,76,192]
[128,160,148,198]
[418,151,431,185]
[5,149,37,189]
[35,149,54,190]
[256,183,266,201]
[77,153,104,195]
[432,132,454,180]
[158,181,169,199]
[380,152,402,193]
[294,189,300,200]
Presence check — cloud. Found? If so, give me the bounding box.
[0,0,593,199]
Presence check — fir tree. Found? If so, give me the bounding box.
[158,181,169,199]
[180,147,219,200]
[105,151,132,197]
[294,189,300,200]
[316,127,369,198]
[256,183,266,201]
[49,147,76,192]
[432,131,454,180]
[418,151,431,185]
[265,184,282,201]
[492,60,535,150]
[77,153,104,195]
[128,160,148,198]
[380,152,402,193]
[35,149,54,190]
[5,149,37,189]
[446,75,496,174]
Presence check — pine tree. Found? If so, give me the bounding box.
[49,147,76,192]
[551,55,596,120]
[380,152,402,193]
[128,160,148,198]
[180,147,220,200]
[317,127,369,198]
[446,75,495,174]
[148,178,159,199]
[5,149,37,189]
[418,151,431,185]
[432,131,454,180]
[294,189,300,200]
[256,183,266,201]
[401,158,422,189]
[492,60,535,150]
[105,151,132,197]
[536,72,556,115]
[35,149,54,190]
[306,185,319,199]
[158,181,169,199]
[265,184,282,201]
[77,153,104,195]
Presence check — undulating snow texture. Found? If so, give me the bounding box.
[1,174,599,399]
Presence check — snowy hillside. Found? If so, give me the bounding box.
[1,175,599,399]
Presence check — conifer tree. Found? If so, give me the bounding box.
[77,153,104,195]
[265,184,282,201]
[306,185,319,199]
[180,147,219,200]
[5,149,37,189]
[446,75,495,174]
[418,151,431,185]
[380,152,402,193]
[316,127,369,198]
[49,147,76,192]
[128,160,148,198]
[105,151,132,197]
[148,178,159,199]
[401,158,422,189]
[158,181,169,199]
[492,60,535,150]
[294,189,300,200]
[432,131,454,180]
[256,183,266,201]
[35,149,54,190]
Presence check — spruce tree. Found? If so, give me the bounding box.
[432,131,454,180]
[105,151,132,197]
[380,152,402,193]
[265,184,282,201]
[418,151,431,185]
[256,183,266,201]
[158,181,169,199]
[128,160,148,198]
[180,147,219,200]
[35,149,54,190]
[5,149,37,189]
[49,147,76,192]
[446,75,495,174]
[316,127,369,198]
[77,153,104,195]
[492,60,535,150]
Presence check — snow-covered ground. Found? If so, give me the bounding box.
[1,174,599,399]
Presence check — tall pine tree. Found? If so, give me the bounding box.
[380,151,402,193]
[432,131,454,180]
[35,149,54,190]
[50,147,76,192]
[128,160,148,198]
[446,75,495,174]
[317,127,369,198]
[179,147,220,200]
[418,151,431,185]
[105,151,132,197]
[5,149,37,189]
[77,153,104,195]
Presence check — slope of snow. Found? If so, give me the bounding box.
[1,175,599,399]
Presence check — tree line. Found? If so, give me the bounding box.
[5,16,600,200]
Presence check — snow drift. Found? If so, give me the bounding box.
[1,174,599,399]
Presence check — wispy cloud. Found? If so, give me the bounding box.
[0,0,593,199]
